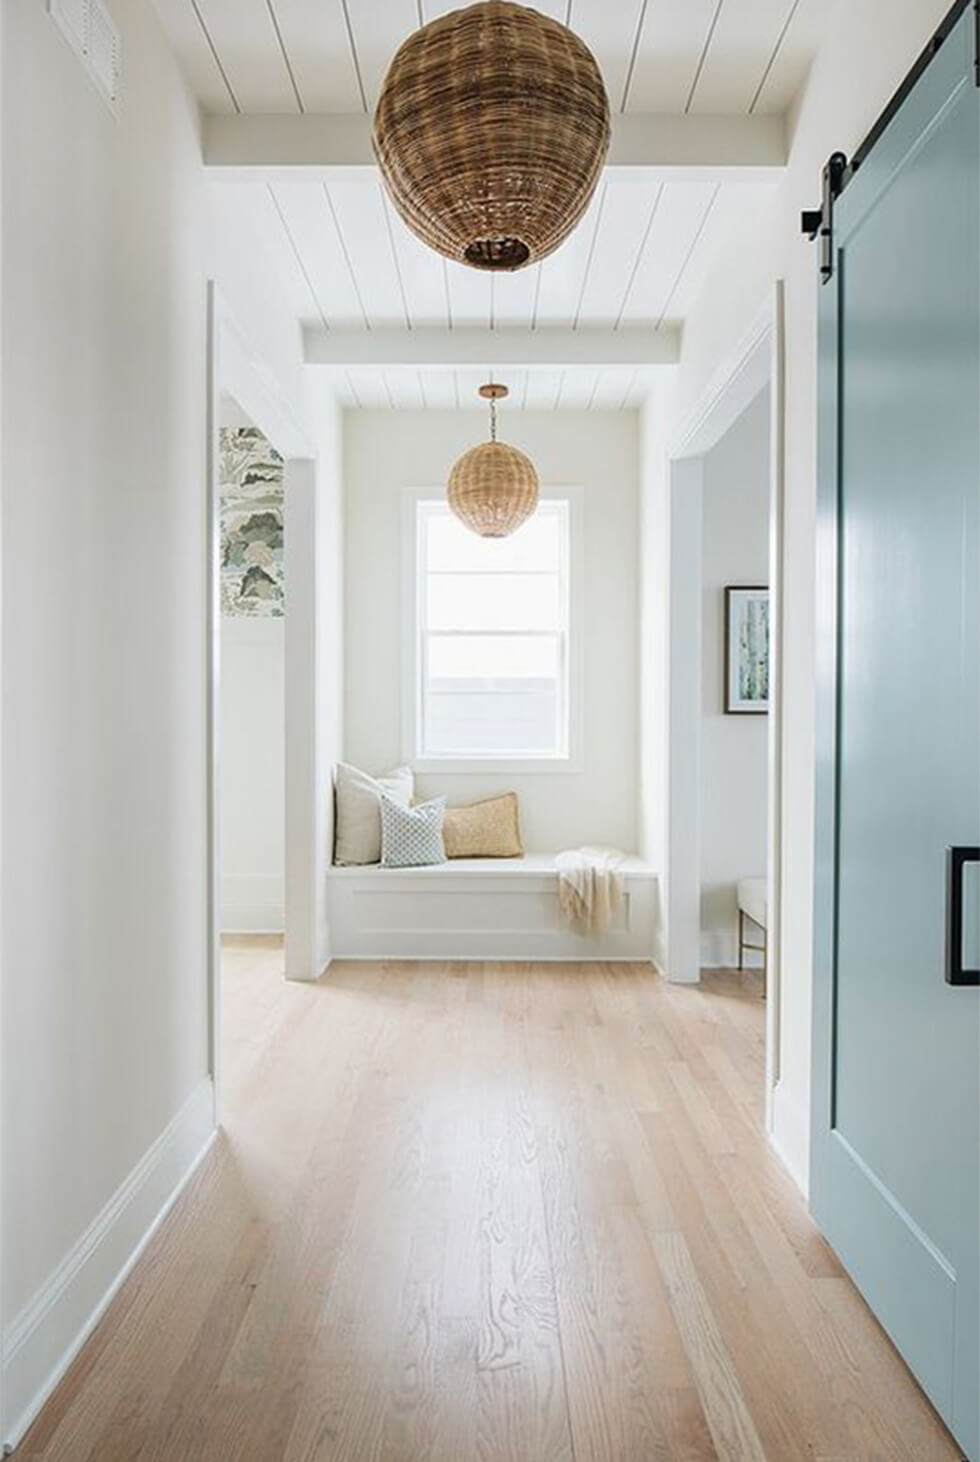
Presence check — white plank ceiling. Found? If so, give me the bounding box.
[155,0,826,117]
[155,0,827,406]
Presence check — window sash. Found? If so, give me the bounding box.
[416,502,571,761]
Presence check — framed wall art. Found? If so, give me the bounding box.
[725,585,769,714]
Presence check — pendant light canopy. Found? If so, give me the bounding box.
[448,385,539,537]
[373,1,610,272]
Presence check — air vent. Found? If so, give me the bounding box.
[48,0,88,52]
[87,0,121,109]
[48,0,120,115]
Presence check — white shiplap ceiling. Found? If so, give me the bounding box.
[329,364,657,412]
[155,0,827,407]
[156,0,825,117]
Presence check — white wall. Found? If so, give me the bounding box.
[699,389,770,967]
[220,618,285,931]
[668,0,954,1191]
[284,388,345,980]
[314,394,345,960]
[343,409,639,853]
[0,0,323,1439]
[638,384,672,968]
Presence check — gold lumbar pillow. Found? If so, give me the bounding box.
[443,792,524,859]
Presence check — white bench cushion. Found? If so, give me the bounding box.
[329,853,657,880]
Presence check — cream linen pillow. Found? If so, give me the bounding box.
[334,762,414,865]
[443,792,524,859]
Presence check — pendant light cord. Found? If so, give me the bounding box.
[490,395,497,442]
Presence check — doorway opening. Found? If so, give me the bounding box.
[698,386,771,996]
[205,285,322,1116]
[663,284,786,1154]
[216,391,287,1027]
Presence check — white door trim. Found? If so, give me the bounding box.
[666,282,786,1135]
[204,284,317,1115]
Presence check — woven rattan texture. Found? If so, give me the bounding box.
[373,1,610,271]
[447,439,540,536]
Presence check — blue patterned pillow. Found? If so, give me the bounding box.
[380,794,447,868]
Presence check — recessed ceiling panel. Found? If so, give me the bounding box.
[326,179,410,327]
[444,261,493,332]
[151,0,238,111]
[534,186,606,329]
[688,0,804,113]
[574,179,662,325]
[191,0,300,111]
[570,0,649,112]
[384,209,450,327]
[220,184,325,324]
[748,0,827,114]
[344,0,418,110]
[616,181,718,327]
[268,0,365,110]
[491,264,541,331]
[333,364,656,410]
[270,182,370,327]
[154,0,826,119]
[624,0,720,113]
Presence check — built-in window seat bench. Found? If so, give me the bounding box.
[326,854,659,961]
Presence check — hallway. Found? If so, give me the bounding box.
[19,947,959,1462]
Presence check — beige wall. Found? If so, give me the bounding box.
[343,408,640,853]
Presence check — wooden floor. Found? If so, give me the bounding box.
[21,943,960,1462]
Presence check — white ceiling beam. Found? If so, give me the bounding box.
[303,327,680,368]
[204,112,786,184]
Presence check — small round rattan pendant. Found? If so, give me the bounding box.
[373,1,611,272]
[448,385,540,538]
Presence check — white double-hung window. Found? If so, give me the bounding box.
[408,496,577,767]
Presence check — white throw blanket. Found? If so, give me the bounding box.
[556,847,625,936]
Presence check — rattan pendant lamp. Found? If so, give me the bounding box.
[448,384,539,537]
[372,1,611,271]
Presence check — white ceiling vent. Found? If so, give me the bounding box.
[48,0,121,115]
[48,0,88,52]
[87,0,121,109]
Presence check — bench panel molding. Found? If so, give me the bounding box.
[325,856,659,962]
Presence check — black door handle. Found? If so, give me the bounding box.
[946,846,980,986]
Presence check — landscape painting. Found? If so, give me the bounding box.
[219,426,284,617]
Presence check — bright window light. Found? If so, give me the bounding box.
[415,500,571,760]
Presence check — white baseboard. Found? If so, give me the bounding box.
[283,918,331,983]
[2,1077,216,1451]
[700,931,764,969]
[769,1078,809,1198]
[222,908,284,934]
[221,875,284,934]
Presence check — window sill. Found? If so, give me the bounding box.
[410,755,585,776]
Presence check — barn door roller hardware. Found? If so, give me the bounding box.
[801,152,848,284]
[803,0,980,282]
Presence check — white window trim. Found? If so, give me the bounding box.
[401,485,585,775]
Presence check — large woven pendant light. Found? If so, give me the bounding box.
[448,384,539,537]
[373,1,610,271]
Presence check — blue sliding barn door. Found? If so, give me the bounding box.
[812,8,980,1460]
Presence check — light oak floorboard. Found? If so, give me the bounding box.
[19,951,961,1462]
